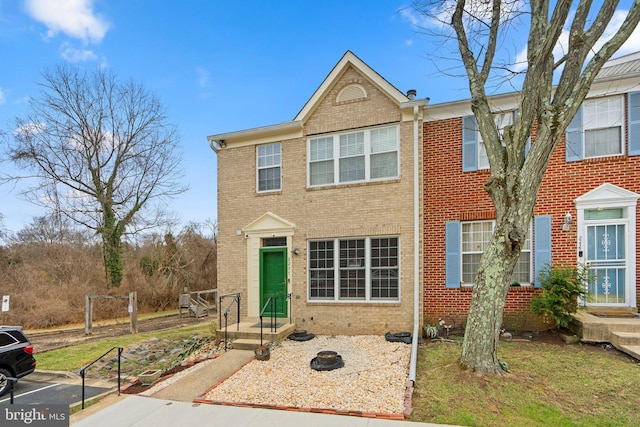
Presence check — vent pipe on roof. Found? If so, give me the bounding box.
[407,89,417,100]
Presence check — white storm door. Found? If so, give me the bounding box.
[585,221,627,306]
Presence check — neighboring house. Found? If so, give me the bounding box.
[207,51,426,335]
[423,51,640,330]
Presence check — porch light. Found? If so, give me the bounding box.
[562,212,572,231]
[292,248,301,255]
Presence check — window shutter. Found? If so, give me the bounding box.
[565,105,583,162]
[534,215,552,288]
[629,92,640,156]
[462,115,478,172]
[445,221,461,288]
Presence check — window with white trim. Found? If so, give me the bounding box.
[308,125,399,187]
[461,221,531,286]
[309,237,399,301]
[257,143,281,192]
[584,96,624,158]
[477,112,514,169]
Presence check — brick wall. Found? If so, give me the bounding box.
[217,67,423,335]
[423,110,640,331]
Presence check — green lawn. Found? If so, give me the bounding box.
[410,339,640,427]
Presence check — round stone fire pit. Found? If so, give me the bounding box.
[287,329,315,342]
[310,350,344,371]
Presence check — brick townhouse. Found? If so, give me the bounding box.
[208,50,640,336]
[423,51,640,330]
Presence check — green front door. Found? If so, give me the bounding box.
[260,247,288,318]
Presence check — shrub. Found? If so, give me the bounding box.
[530,264,589,330]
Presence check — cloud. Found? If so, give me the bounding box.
[60,42,97,62]
[0,87,5,105]
[25,0,109,44]
[13,122,46,137]
[604,10,640,56]
[195,67,210,88]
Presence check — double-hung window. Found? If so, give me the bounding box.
[257,143,281,192]
[463,111,520,171]
[308,125,399,187]
[566,95,626,161]
[584,96,624,158]
[309,237,399,301]
[461,221,531,286]
[477,112,514,170]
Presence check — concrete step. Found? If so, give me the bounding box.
[619,345,640,360]
[231,338,264,350]
[610,331,640,347]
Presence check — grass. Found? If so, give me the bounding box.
[36,323,214,372]
[410,338,640,427]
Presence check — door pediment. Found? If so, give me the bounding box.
[575,183,639,207]
[243,212,295,236]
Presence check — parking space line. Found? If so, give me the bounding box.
[0,383,60,403]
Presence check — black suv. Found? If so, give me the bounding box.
[0,326,37,395]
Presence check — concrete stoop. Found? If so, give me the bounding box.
[231,338,264,350]
[574,311,640,360]
[610,332,640,359]
[216,318,297,350]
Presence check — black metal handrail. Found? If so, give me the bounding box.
[218,292,241,350]
[79,346,123,409]
[259,293,292,346]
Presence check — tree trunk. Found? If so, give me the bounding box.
[102,210,123,287]
[461,219,521,373]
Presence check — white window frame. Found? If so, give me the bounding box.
[461,220,532,286]
[307,125,400,187]
[583,95,625,159]
[308,236,400,302]
[256,143,281,193]
[477,111,515,170]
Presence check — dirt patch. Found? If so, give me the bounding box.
[122,364,191,395]
[28,313,215,353]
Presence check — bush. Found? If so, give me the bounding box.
[530,264,589,329]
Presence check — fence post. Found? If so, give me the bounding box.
[84,295,93,335]
[129,292,138,334]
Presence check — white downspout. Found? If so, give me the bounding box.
[409,104,420,384]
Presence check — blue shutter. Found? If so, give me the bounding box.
[629,92,640,156]
[445,221,461,288]
[462,115,478,172]
[565,105,583,162]
[534,216,552,288]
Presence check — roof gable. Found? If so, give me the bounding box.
[294,51,409,123]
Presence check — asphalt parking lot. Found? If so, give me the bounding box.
[0,373,114,406]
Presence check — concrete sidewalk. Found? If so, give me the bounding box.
[142,349,255,401]
[72,395,455,427]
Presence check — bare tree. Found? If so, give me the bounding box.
[412,0,640,373]
[2,65,187,287]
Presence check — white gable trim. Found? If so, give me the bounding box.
[294,51,408,122]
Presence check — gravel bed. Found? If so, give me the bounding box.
[204,335,411,414]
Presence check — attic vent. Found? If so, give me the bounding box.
[337,84,367,103]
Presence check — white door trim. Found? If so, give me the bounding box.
[575,183,639,308]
